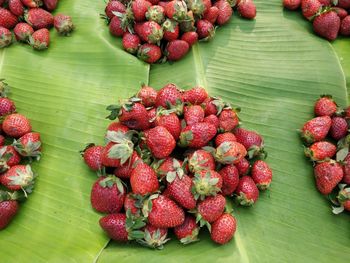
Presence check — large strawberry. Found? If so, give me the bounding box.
[13,132,41,159]
[314,95,337,116]
[155,83,183,110]
[301,0,321,20]
[165,39,190,61]
[251,160,272,190]
[9,0,24,17]
[0,8,18,29]
[184,105,205,126]
[137,43,162,63]
[0,199,19,230]
[301,116,331,144]
[137,85,158,107]
[196,194,226,229]
[179,122,217,148]
[304,141,336,161]
[130,162,159,195]
[154,108,181,140]
[2,113,32,138]
[99,213,129,242]
[25,8,54,29]
[30,28,50,50]
[192,170,223,200]
[235,176,259,206]
[144,126,176,159]
[168,174,197,209]
[174,215,199,244]
[196,19,215,40]
[212,141,247,165]
[214,0,233,25]
[234,127,265,159]
[182,86,208,105]
[218,108,240,132]
[138,21,164,44]
[314,160,343,195]
[0,165,35,194]
[313,11,340,41]
[13,23,34,42]
[132,0,152,22]
[210,213,236,244]
[219,164,239,195]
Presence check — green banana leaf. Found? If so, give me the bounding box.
[0,0,349,262]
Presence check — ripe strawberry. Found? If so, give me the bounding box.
[219,109,239,132]
[301,0,321,20]
[179,122,217,148]
[219,164,239,196]
[329,116,348,140]
[139,21,164,44]
[122,32,140,54]
[137,224,170,249]
[165,0,188,22]
[114,151,140,179]
[184,105,205,126]
[192,170,223,200]
[109,16,126,37]
[0,8,18,29]
[137,85,157,107]
[210,213,236,245]
[235,176,259,206]
[304,141,336,161]
[2,113,32,138]
[283,0,301,10]
[234,128,265,158]
[237,0,256,19]
[147,108,156,127]
[333,7,348,19]
[155,83,183,109]
[174,215,199,244]
[146,5,165,24]
[0,27,12,48]
[301,116,331,144]
[13,132,41,158]
[0,165,35,192]
[214,0,232,25]
[235,157,250,176]
[119,102,150,130]
[26,8,53,29]
[154,157,184,180]
[313,11,340,41]
[90,176,125,213]
[337,0,350,9]
[342,153,350,184]
[197,194,226,224]
[188,149,215,173]
[147,194,185,228]
[144,126,176,158]
[203,97,226,116]
[132,0,152,22]
[251,160,272,190]
[21,0,42,8]
[0,200,18,230]
[43,0,58,12]
[9,0,24,17]
[124,193,141,216]
[215,132,237,147]
[137,43,162,63]
[165,39,189,61]
[186,0,205,16]
[131,162,159,195]
[0,97,16,116]
[81,144,104,171]
[314,161,343,195]
[30,28,50,50]
[101,140,134,168]
[99,213,128,242]
[106,121,129,134]
[203,114,219,129]
[154,109,181,140]
[196,19,215,40]
[204,6,219,24]
[168,174,197,209]
[214,141,247,164]
[0,145,21,171]
[340,15,350,36]
[105,0,126,19]
[183,86,208,105]
[314,95,337,116]
[13,23,34,42]
[180,31,198,46]
[54,14,74,36]
[162,19,180,41]
[336,186,350,212]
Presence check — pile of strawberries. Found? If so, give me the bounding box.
[103,0,257,63]
[300,95,350,214]
[0,0,74,50]
[0,80,42,230]
[81,84,272,248]
[283,0,350,41]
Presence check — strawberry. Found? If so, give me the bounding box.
[146,5,165,24]
[0,97,16,116]
[313,11,340,41]
[147,194,185,228]
[29,28,50,50]
[81,144,104,172]
[155,83,183,109]
[122,32,140,54]
[234,128,265,158]
[304,141,336,161]
[118,102,150,130]
[0,8,18,29]
[114,151,140,179]
[197,194,226,225]
[13,23,34,42]
[165,0,188,22]
[137,85,157,107]
[180,31,198,46]
[174,215,199,244]
[132,0,152,22]
[283,0,301,10]
[124,193,141,216]
[0,27,12,48]
[314,95,337,116]
[0,165,35,192]
[251,160,272,190]
[144,126,176,158]
[336,186,350,212]
[329,117,348,140]
[43,0,58,12]
[154,108,181,140]
[184,105,205,126]
[106,121,129,134]
[342,153,350,184]
[137,224,170,249]
[337,0,350,9]
[219,109,239,132]
[162,19,180,41]
[237,0,256,19]
[301,0,321,20]
[13,132,41,158]
[192,170,223,200]
[333,7,348,19]
[21,0,42,8]
[215,132,237,147]
[214,141,247,164]
[53,14,74,36]
[130,162,159,195]
[179,122,217,148]
[109,16,126,37]
[0,200,18,230]
[183,86,208,105]
[2,113,32,138]
[196,19,215,40]
[203,97,226,116]
[165,39,189,61]
[235,157,250,176]
[219,164,239,195]
[204,6,219,24]
[0,145,21,172]
[314,161,343,195]
[137,43,162,63]
[138,20,163,45]
[203,114,219,129]
[187,0,206,16]
[25,8,53,29]
[154,157,184,180]
[101,138,134,168]
[99,213,129,242]
[210,213,236,245]
[105,0,126,19]
[168,174,197,209]
[235,176,259,206]
[188,149,215,173]
[9,0,24,17]
[148,108,157,127]
[214,0,233,25]
[340,15,350,36]
[301,116,331,144]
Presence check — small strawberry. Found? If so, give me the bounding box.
[214,0,233,25]
[114,151,140,179]
[314,95,337,116]
[0,97,16,116]
[13,23,34,42]
[179,122,217,148]
[174,215,199,244]
[132,0,152,22]
[203,114,219,129]
[235,157,250,176]
[237,0,256,19]
[192,170,223,200]
[210,213,236,245]
[342,153,350,184]
[234,128,265,158]
[122,32,140,54]
[188,149,215,173]
[0,8,18,29]
[251,160,272,190]
[304,141,336,161]
[235,176,259,206]
[165,0,189,22]
[213,141,247,165]
[21,0,42,8]
[118,102,151,130]
[137,85,157,107]
[81,144,104,172]
[283,0,301,10]
[184,105,204,126]
[162,19,180,41]
[329,117,348,140]
[219,164,239,195]
[155,83,183,109]
[13,132,41,159]
[109,16,126,37]
[0,165,35,193]
[183,86,208,105]
[204,6,219,24]
[137,43,162,63]
[54,14,74,36]
[203,97,226,116]
[130,162,159,195]
[337,0,350,9]
[144,126,176,158]
[0,145,21,172]
[168,174,197,209]
[301,116,332,144]
[314,160,343,195]
[9,0,24,17]
[154,108,181,140]
[25,8,54,29]
[43,0,58,12]
[0,27,12,48]
[215,132,237,147]
[301,0,321,20]
[333,7,348,19]
[196,19,215,40]
[0,200,19,230]
[99,213,129,242]
[180,31,198,46]
[105,0,126,19]
[165,39,189,61]
[219,109,239,132]
[340,15,350,36]
[29,28,50,50]
[146,5,165,24]
[196,194,226,227]
[313,11,340,41]
[137,224,170,249]
[2,113,32,138]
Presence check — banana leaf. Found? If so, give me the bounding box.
[0,0,349,262]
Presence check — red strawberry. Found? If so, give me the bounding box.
[148,108,156,127]
[166,39,189,61]
[215,132,237,147]
[54,14,74,36]
[0,165,35,192]
[30,28,50,50]
[162,19,180,41]
[13,132,41,158]
[165,0,189,22]
[184,105,204,126]
[101,139,134,168]
[197,194,226,224]
[119,102,150,130]
[81,144,104,172]
[329,117,348,140]
[186,0,206,16]
[301,116,332,144]
[251,160,272,190]
[234,128,265,158]
[196,19,215,40]
[155,83,183,109]
[204,6,219,24]
[21,0,42,8]
[131,162,159,195]
[336,186,350,212]
[139,21,164,44]
[122,32,140,54]
[146,5,165,24]
[0,200,18,230]
[0,8,18,29]
[283,0,301,10]
[109,16,126,37]
[203,114,219,129]
[333,7,348,19]
[219,109,239,132]
[144,126,176,158]
[237,0,256,19]
[137,43,162,63]
[9,0,24,17]
[219,164,239,195]
[132,0,152,22]
[304,141,336,161]
[203,97,226,116]
[174,215,199,244]
[106,121,129,134]
[179,122,217,148]
[154,157,184,179]
[314,95,337,116]
[137,224,170,249]
[192,170,223,200]
[91,176,126,213]
[154,109,181,140]
[2,113,32,138]
[99,213,128,242]
[214,141,247,164]
[137,85,157,107]
[188,149,215,173]
[210,213,236,245]
[43,0,58,12]
[235,176,259,206]
[313,11,340,41]
[180,31,198,46]
[183,86,208,105]
[337,0,350,9]
[301,0,321,20]
[342,153,350,184]
[124,193,141,216]
[314,160,343,195]
[25,8,53,29]
[0,97,16,116]
[340,15,350,36]
[105,0,126,19]
[114,151,140,179]
[13,23,34,42]
[0,145,21,171]
[147,194,185,228]
[0,27,12,48]
[235,157,250,176]
[168,174,197,209]
[214,0,232,25]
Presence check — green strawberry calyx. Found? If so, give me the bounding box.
[191,172,220,200]
[99,175,125,194]
[136,228,170,249]
[8,165,36,197]
[179,226,200,245]
[13,138,42,160]
[107,139,134,165]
